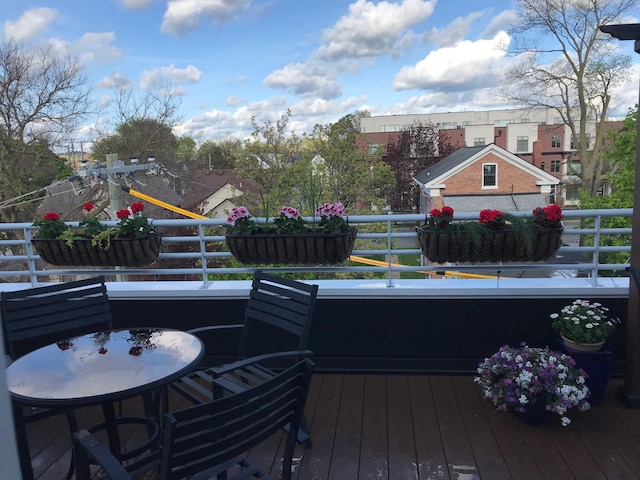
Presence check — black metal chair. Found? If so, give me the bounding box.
[73,358,315,480]
[1,276,113,480]
[169,270,318,447]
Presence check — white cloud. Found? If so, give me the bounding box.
[97,71,133,89]
[226,95,245,106]
[161,0,252,37]
[3,7,58,42]
[263,62,342,99]
[316,0,435,60]
[480,10,518,38]
[423,11,484,48]
[73,32,123,64]
[394,31,511,91]
[140,64,203,89]
[120,0,154,9]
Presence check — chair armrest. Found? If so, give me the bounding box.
[208,349,314,375]
[186,324,243,335]
[73,429,132,480]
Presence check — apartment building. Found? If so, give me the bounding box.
[358,108,602,207]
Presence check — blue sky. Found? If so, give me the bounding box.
[2,0,640,148]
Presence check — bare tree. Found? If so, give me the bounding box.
[0,40,93,226]
[502,0,635,196]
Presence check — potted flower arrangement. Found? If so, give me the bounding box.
[551,299,620,406]
[475,343,591,426]
[31,202,161,267]
[551,299,620,352]
[224,203,357,265]
[415,204,564,263]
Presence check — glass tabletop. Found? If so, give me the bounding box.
[6,328,203,406]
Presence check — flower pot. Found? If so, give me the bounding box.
[558,340,612,406]
[561,335,605,352]
[416,225,563,263]
[32,233,162,267]
[225,227,357,265]
[513,398,550,425]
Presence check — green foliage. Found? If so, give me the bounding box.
[91,118,178,167]
[551,299,619,344]
[580,106,636,269]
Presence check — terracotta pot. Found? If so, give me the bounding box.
[225,227,357,265]
[32,233,162,267]
[561,335,605,352]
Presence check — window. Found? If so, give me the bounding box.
[517,136,529,152]
[570,134,590,149]
[367,143,384,155]
[441,122,456,129]
[569,160,582,175]
[483,163,497,188]
[551,159,560,173]
[540,161,546,171]
[495,120,510,126]
[553,117,564,125]
[381,125,400,132]
[565,185,580,203]
[549,185,556,204]
[551,135,561,148]
[473,137,486,146]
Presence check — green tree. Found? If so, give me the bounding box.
[236,110,303,216]
[580,106,636,270]
[504,0,635,197]
[176,136,196,163]
[306,112,394,211]
[196,140,238,169]
[91,118,178,167]
[0,40,92,226]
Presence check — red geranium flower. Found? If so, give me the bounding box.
[130,202,144,214]
[83,203,95,212]
[43,212,61,221]
[116,208,131,220]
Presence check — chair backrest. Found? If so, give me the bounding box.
[238,270,318,358]
[1,276,112,360]
[159,358,314,480]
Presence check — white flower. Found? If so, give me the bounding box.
[519,395,529,404]
[561,417,571,426]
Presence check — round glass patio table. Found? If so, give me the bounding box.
[6,328,204,478]
[7,328,204,406]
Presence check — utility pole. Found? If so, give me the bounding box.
[106,154,123,219]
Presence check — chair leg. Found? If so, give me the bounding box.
[11,401,35,480]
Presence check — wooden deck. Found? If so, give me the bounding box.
[25,374,640,480]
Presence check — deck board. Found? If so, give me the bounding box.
[22,375,640,480]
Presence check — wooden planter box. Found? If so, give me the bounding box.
[32,232,162,267]
[416,226,563,263]
[225,227,358,265]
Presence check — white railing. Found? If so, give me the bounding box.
[0,208,632,288]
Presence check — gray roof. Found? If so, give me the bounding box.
[443,193,547,213]
[414,145,486,184]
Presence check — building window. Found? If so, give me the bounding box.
[570,134,590,149]
[540,161,546,171]
[367,143,384,155]
[495,120,510,126]
[551,135,561,148]
[517,136,529,152]
[483,163,497,188]
[551,159,560,173]
[550,185,556,204]
[473,137,485,146]
[569,160,582,175]
[441,122,456,129]
[381,125,400,133]
[553,117,564,125]
[565,185,580,203]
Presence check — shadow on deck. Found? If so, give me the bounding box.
[27,375,640,480]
